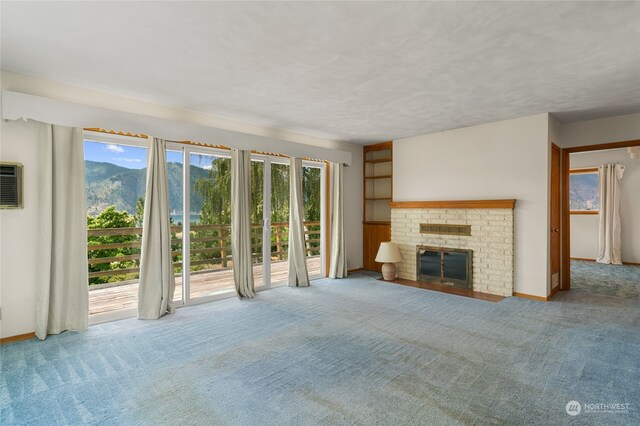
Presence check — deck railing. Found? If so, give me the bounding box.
[87,221,321,284]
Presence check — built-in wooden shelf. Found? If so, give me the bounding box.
[363,141,393,272]
[389,199,516,209]
[365,157,392,164]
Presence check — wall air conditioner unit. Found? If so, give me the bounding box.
[0,163,23,209]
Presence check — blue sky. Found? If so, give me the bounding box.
[84,141,148,169]
[84,141,220,170]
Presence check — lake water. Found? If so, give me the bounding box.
[170,214,202,224]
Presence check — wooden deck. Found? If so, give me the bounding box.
[89,256,322,316]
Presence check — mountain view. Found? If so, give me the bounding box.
[570,173,599,211]
[85,160,209,216]
[83,141,321,286]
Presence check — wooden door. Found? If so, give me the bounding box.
[550,144,561,294]
[363,223,391,272]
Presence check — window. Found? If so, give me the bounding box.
[570,168,599,214]
[84,130,328,320]
[84,133,148,318]
[187,150,234,299]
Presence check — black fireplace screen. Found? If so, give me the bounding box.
[417,246,473,288]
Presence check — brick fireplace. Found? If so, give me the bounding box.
[390,200,515,297]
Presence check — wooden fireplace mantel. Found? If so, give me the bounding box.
[389,199,516,209]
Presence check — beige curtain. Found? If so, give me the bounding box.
[596,163,625,265]
[329,163,347,278]
[231,149,255,298]
[288,157,310,287]
[35,123,89,340]
[138,138,175,319]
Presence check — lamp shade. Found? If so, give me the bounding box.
[375,242,402,263]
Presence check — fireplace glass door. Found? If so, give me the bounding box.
[417,246,473,288]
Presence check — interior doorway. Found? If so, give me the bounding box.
[561,139,640,298]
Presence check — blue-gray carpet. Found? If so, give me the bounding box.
[2,274,639,425]
[571,260,640,299]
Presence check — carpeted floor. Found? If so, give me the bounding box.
[1,274,639,425]
[571,260,640,299]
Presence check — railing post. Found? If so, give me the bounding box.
[221,226,228,268]
[275,224,282,261]
[221,247,227,267]
[304,222,310,256]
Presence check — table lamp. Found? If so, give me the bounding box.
[375,242,402,281]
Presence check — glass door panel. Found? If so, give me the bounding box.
[303,165,323,279]
[189,152,234,299]
[84,139,148,318]
[167,148,185,304]
[270,162,290,285]
[250,159,266,287]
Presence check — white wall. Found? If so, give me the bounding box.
[339,146,363,270]
[0,72,363,337]
[0,120,40,337]
[549,114,562,146]
[559,112,640,149]
[393,114,551,297]
[570,149,640,263]
[548,114,561,294]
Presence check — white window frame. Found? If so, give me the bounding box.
[302,160,327,279]
[84,131,150,325]
[84,130,150,149]
[249,153,272,291]
[170,143,236,307]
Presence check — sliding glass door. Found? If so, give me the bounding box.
[87,135,327,319]
[303,164,323,279]
[187,150,234,300]
[166,146,186,306]
[269,160,291,286]
[250,158,266,288]
[84,132,149,320]
[259,158,326,286]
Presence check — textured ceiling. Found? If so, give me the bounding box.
[2,2,639,144]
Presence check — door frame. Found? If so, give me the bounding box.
[550,143,561,296]
[84,131,153,325]
[560,139,640,291]
[302,159,327,279]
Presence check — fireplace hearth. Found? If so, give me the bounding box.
[417,246,473,288]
